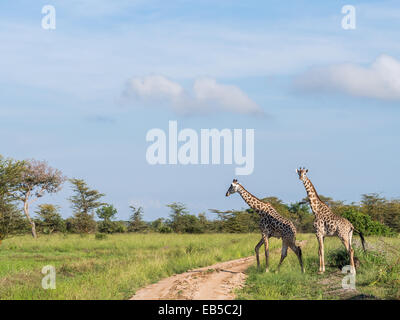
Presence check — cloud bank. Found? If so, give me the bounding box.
[295,54,400,100]
[123,75,263,115]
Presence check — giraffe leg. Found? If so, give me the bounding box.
[263,235,269,272]
[342,232,355,272]
[349,246,355,271]
[277,241,288,272]
[289,242,304,273]
[348,230,355,271]
[317,235,325,274]
[255,238,264,269]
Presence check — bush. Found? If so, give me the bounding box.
[112,221,128,233]
[35,204,66,234]
[215,210,259,233]
[97,220,127,234]
[327,248,360,269]
[0,203,30,239]
[340,208,396,237]
[95,233,107,240]
[159,225,173,233]
[128,206,148,232]
[70,213,97,234]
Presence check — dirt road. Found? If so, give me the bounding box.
[130,256,255,300]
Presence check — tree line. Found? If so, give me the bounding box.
[0,154,399,239]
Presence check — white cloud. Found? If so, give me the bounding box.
[295,54,400,100]
[129,75,184,101]
[124,75,263,115]
[193,78,261,114]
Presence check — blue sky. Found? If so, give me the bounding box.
[1,0,400,221]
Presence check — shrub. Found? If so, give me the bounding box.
[71,212,97,234]
[159,225,173,233]
[340,208,396,237]
[35,204,66,234]
[98,220,127,234]
[128,206,148,232]
[95,233,107,240]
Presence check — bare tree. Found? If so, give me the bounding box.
[16,160,66,238]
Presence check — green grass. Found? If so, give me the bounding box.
[1,233,399,300]
[236,234,400,300]
[0,233,260,300]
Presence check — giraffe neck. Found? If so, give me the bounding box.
[302,176,325,215]
[237,184,273,215]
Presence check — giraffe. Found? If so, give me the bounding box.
[296,167,365,274]
[226,179,304,273]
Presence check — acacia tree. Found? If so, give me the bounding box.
[0,203,27,241]
[68,178,106,234]
[35,204,65,234]
[361,193,386,223]
[166,202,190,233]
[16,159,66,238]
[128,205,147,232]
[0,156,28,240]
[96,205,118,234]
[96,204,117,220]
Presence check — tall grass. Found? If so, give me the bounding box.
[2,233,398,300]
[237,234,400,300]
[0,233,261,300]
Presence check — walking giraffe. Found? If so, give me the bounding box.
[225,179,304,273]
[296,167,365,274]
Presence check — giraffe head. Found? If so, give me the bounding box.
[296,167,308,181]
[225,179,240,197]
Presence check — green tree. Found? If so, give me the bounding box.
[287,201,314,233]
[96,205,120,234]
[177,214,205,233]
[35,204,65,234]
[68,179,106,234]
[381,200,400,232]
[0,202,28,240]
[0,155,28,240]
[166,202,189,233]
[150,217,165,231]
[340,208,396,237]
[111,221,128,233]
[260,197,291,219]
[197,213,213,233]
[128,205,147,232]
[361,193,386,224]
[211,209,259,233]
[96,205,117,221]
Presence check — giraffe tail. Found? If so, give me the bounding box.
[354,229,366,252]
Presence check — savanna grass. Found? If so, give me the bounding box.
[237,234,400,300]
[0,233,261,300]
